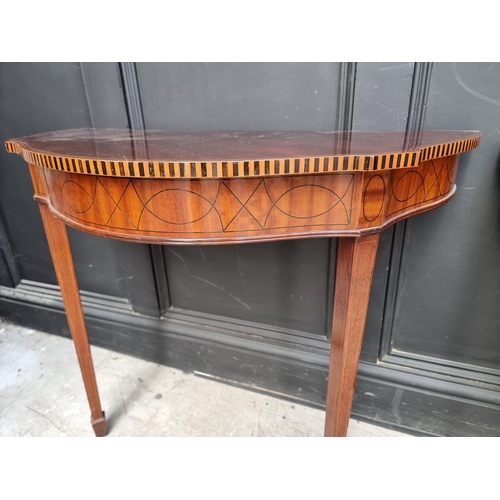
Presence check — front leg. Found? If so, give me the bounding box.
[30,164,107,437]
[324,234,380,437]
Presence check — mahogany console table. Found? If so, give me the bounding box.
[5,129,481,437]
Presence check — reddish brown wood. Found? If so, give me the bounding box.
[33,155,460,245]
[30,165,107,437]
[325,234,380,437]
[2,129,480,437]
[90,415,107,437]
[6,129,480,179]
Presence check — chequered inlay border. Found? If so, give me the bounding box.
[5,135,481,179]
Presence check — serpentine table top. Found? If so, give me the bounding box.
[6,129,481,436]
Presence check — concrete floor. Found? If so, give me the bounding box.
[0,320,410,437]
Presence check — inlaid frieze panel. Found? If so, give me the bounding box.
[42,169,356,242]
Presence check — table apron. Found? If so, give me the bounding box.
[29,156,459,244]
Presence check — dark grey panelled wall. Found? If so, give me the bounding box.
[0,62,498,436]
[138,63,340,333]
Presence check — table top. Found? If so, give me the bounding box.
[6,129,481,180]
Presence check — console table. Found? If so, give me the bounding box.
[5,129,481,437]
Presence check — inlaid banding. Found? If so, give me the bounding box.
[5,134,481,180]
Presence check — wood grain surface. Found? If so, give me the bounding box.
[10,128,480,438]
[29,155,460,244]
[325,234,380,436]
[29,165,107,436]
[6,129,480,179]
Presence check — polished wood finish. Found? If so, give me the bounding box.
[325,234,380,437]
[29,164,107,437]
[30,154,459,244]
[6,129,481,437]
[6,129,480,179]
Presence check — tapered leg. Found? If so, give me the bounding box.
[38,204,107,437]
[324,233,380,437]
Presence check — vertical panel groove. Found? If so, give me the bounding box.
[119,62,169,316]
[325,63,358,336]
[79,63,96,129]
[0,214,21,286]
[404,62,434,149]
[336,62,357,131]
[119,62,146,131]
[379,62,434,360]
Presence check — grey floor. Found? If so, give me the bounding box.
[0,320,410,437]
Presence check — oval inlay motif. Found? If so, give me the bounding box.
[274,185,341,219]
[61,181,94,213]
[392,171,424,202]
[144,189,213,224]
[363,175,385,222]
